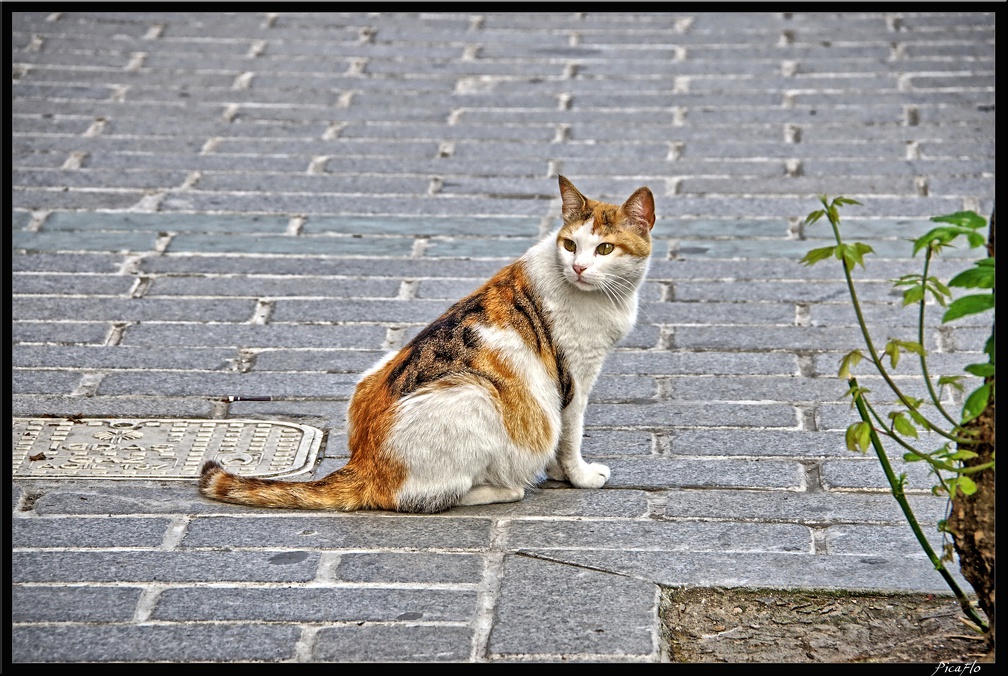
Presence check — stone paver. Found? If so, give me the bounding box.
[11,10,993,663]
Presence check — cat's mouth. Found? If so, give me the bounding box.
[567,274,595,290]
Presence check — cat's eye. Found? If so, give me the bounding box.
[596,242,614,255]
[563,239,577,252]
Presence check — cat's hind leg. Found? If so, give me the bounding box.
[458,485,525,506]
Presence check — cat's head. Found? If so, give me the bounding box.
[555,176,655,293]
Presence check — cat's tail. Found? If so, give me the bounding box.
[198,460,392,511]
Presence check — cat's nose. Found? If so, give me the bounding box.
[572,263,587,276]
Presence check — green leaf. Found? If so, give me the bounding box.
[892,273,922,287]
[903,452,924,462]
[948,449,979,461]
[961,383,991,423]
[912,226,986,256]
[841,383,870,402]
[834,197,863,207]
[891,413,919,439]
[884,340,901,369]
[803,209,825,227]
[983,335,994,360]
[836,242,874,270]
[845,423,859,452]
[894,339,925,356]
[937,375,965,393]
[838,350,864,379]
[964,363,996,378]
[956,474,977,496]
[799,245,838,267]
[948,259,995,289]
[857,422,872,452]
[943,293,995,322]
[845,422,872,454]
[907,407,930,428]
[901,284,925,306]
[931,211,987,230]
[926,277,952,304]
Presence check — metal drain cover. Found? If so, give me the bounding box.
[12,418,322,480]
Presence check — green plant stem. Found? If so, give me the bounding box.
[859,397,955,494]
[917,247,961,427]
[828,218,970,445]
[848,377,988,631]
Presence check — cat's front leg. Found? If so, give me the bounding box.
[555,395,610,489]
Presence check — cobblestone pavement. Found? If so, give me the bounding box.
[10,11,995,662]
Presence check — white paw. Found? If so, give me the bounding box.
[568,462,610,489]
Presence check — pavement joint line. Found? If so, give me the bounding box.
[292,626,321,663]
[71,372,104,397]
[472,522,508,662]
[133,586,165,622]
[232,72,255,90]
[26,210,51,231]
[161,516,190,550]
[142,23,165,40]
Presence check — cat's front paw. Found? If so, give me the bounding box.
[567,462,610,489]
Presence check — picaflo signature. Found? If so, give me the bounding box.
[931,661,981,676]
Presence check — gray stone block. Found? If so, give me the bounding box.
[12,369,83,395]
[303,215,539,237]
[507,519,811,553]
[13,230,159,253]
[251,349,384,373]
[424,237,538,259]
[152,586,478,622]
[452,486,650,518]
[270,298,452,323]
[661,487,950,525]
[825,524,947,558]
[587,401,798,428]
[121,323,389,349]
[12,585,142,622]
[312,625,475,662]
[97,371,359,398]
[589,375,656,402]
[335,552,484,583]
[633,301,796,326]
[606,351,799,376]
[604,457,805,490]
[12,394,214,418]
[11,550,320,583]
[670,429,849,458]
[524,549,971,594]
[12,516,171,548]
[12,272,136,296]
[12,252,125,274]
[581,430,653,456]
[12,345,235,371]
[166,233,417,257]
[182,514,493,549]
[664,375,851,404]
[490,554,656,658]
[43,211,291,233]
[820,457,942,492]
[11,624,301,662]
[12,296,257,322]
[146,275,401,299]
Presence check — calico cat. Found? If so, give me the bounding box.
[199,176,655,512]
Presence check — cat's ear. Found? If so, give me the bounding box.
[622,186,655,232]
[558,175,589,223]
